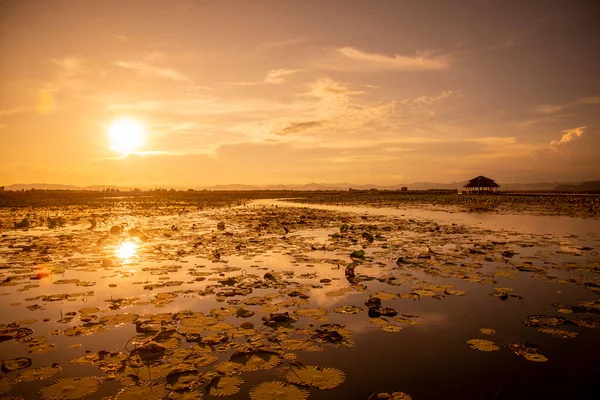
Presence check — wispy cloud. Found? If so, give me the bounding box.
[264,68,302,84]
[52,56,85,72]
[222,68,302,86]
[0,106,30,117]
[535,97,600,114]
[549,126,586,148]
[233,77,395,137]
[337,46,449,70]
[114,60,189,82]
[258,38,306,49]
[401,90,458,106]
[307,77,363,97]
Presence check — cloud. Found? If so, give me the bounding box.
[337,46,449,70]
[0,106,30,118]
[258,38,306,49]
[233,78,395,137]
[307,77,363,97]
[277,120,325,135]
[115,60,189,82]
[401,90,457,106]
[535,97,600,114]
[264,68,302,84]
[549,126,586,148]
[52,56,85,72]
[222,68,302,86]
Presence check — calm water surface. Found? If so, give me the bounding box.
[0,202,599,399]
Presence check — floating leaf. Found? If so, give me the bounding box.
[523,353,548,362]
[151,329,183,348]
[207,376,243,397]
[393,317,420,327]
[215,361,245,376]
[369,291,398,301]
[373,392,413,399]
[39,376,102,400]
[249,381,309,400]
[293,308,328,320]
[130,341,167,365]
[467,339,499,352]
[479,328,495,335]
[115,383,167,400]
[333,305,362,315]
[99,313,138,325]
[444,289,467,296]
[0,376,16,395]
[350,250,365,260]
[2,358,32,372]
[536,327,577,339]
[169,389,204,399]
[17,364,62,382]
[287,365,345,390]
[229,350,282,372]
[63,323,107,337]
[166,368,203,391]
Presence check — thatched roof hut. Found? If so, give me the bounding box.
[463,176,499,193]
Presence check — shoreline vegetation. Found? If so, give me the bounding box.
[1,189,598,220]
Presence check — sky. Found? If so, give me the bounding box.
[1,0,599,187]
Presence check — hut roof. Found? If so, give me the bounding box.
[463,175,500,188]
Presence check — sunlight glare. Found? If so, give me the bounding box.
[115,240,138,260]
[108,118,146,155]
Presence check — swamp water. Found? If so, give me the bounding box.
[1,200,599,399]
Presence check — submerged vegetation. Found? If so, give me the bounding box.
[0,191,599,398]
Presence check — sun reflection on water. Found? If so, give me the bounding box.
[115,240,138,261]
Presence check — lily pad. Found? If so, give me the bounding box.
[0,377,16,395]
[39,376,102,400]
[286,364,345,390]
[249,381,309,400]
[2,357,32,372]
[115,383,168,400]
[333,305,363,315]
[207,376,243,397]
[467,339,499,352]
[17,364,62,382]
[293,308,329,320]
[373,392,413,399]
[229,350,282,372]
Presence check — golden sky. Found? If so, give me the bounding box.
[1,0,599,187]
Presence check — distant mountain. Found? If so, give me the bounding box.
[553,181,600,192]
[4,183,131,191]
[5,183,82,191]
[500,182,564,191]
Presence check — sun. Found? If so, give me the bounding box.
[108,118,146,155]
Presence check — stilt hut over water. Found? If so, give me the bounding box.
[462,175,500,193]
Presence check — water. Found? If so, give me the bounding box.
[0,201,599,399]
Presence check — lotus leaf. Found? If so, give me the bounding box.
[333,305,362,315]
[207,376,243,397]
[467,339,499,352]
[249,381,309,400]
[17,364,62,382]
[115,383,167,400]
[39,376,102,400]
[287,365,345,389]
